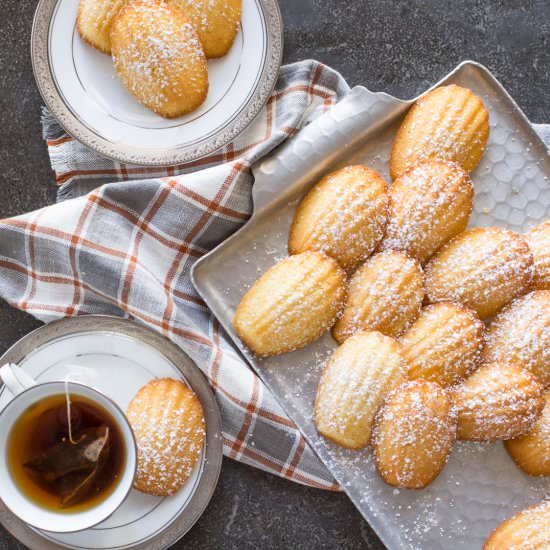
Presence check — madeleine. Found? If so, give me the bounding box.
[234,251,346,357]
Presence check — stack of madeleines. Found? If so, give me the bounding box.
[234,83,550,545]
[77,0,242,118]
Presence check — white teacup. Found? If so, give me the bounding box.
[0,363,137,533]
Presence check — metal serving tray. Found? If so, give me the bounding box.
[192,61,550,550]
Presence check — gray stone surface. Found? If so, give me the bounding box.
[0,0,547,548]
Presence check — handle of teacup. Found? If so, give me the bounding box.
[0,363,37,397]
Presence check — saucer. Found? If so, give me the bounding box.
[31,0,283,165]
[0,315,223,549]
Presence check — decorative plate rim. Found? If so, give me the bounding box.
[31,0,284,166]
[0,315,223,550]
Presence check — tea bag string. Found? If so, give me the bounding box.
[64,375,78,445]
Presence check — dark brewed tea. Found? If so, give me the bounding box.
[7,392,126,513]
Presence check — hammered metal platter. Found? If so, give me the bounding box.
[192,61,550,549]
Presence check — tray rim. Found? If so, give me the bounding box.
[190,59,550,550]
[0,314,223,550]
[30,0,284,167]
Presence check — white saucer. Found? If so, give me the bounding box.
[0,316,222,550]
[31,0,283,165]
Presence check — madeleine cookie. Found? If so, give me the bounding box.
[77,0,126,54]
[167,0,242,58]
[390,84,489,180]
[111,1,208,118]
[483,291,550,387]
[234,251,346,357]
[288,166,389,272]
[425,227,533,319]
[505,390,550,476]
[332,251,424,343]
[401,303,484,388]
[526,221,550,291]
[453,363,544,442]
[314,331,407,449]
[484,500,550,550]
[127,378,205,496]
[372,380,456,489]
[379,159,473,263]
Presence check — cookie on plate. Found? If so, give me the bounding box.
[390,84,489,179]
[314,331,407,449]
[372,380,456,489]
[234,251,346,357]
[401,302,484,388]
[378,159,473,264]
[483,291,550,388]
[77,0,126,54]
[526,220,550,291]
[332,251,424,343]
[484,500,550,550]
[127,378,206,496]
[167,0,242,58]
[111,0,208,118]
[505,389,550,476]
[289,165,389,272]
[425,227,533,319]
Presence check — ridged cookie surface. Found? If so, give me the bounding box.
[483,290,550,387]
[505,389,550,476]
[390,84,489,179]
[167,0,242,58]
[379,159,473,264]
[127,378,205,496]
[453,362,544,442]
[332,251,424,343]
[425,227,533,319]
[401,302,484,387]
[526,220,550,291]
[77,0,126,54]
[314,331,407,449]
[372,380,456,489]
[234,251,346,356]
[289,165,389,272]
[111,0,208,118]
[484,500,550,550]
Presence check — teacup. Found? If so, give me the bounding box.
[0,363,137,533]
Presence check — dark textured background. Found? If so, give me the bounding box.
[0,0,548,548]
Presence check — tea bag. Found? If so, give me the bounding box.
[24,426,110,507]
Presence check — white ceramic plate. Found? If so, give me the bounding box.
[0,316,223,550]
[31,0,283,165]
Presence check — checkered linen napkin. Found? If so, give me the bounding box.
[0,61,350,490]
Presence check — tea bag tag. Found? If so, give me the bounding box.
[0,364,36,396]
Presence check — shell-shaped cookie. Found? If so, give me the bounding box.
[390,84,489,180]
[425,227,533,319]
[127,378,205,496]
[77,0,126,54]
[288,165,389,272]
[332,251,424,343]
[111,1,208,118]
[526,221,550,291]
[314,331,407,449]
[234,251,347,357]
[379,159,473,263]
[401,302,484,387]
[372,380,457,489]
[453,362,544,442]
[505,390,550,476]
[483,291,550,387]
[167,0,242,58]
[484,501,550,550]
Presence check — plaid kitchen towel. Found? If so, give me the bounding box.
[0,60,350,491]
